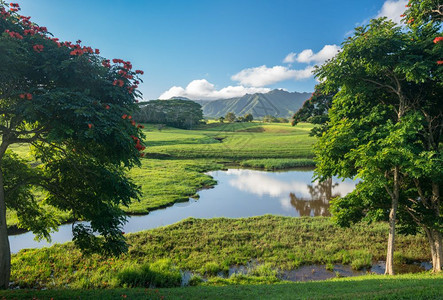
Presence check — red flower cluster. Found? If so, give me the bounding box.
[88,123,93,129]
[407,19,414,24]
[19,15,31,27]
[1,5,10,16]
[19,93,32,100]
[33,44,44,53]
[113,79,124,87]
[122,114,128,119]
[437,61,443,65]
[102,59,111,68]
[137,124,145,129]
[434,37,443,44]
[135,70,144,75]
[4,29,23,39]
[131,135,146,152]
[9,3,19,12]
[69,44,95,56]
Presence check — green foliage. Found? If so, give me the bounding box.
[404,0,443,25]
[225,112,236,123]
[243,113,254,122]
[292,83,336,137]
[135,99,203,129]
[314,16,443,238]
[0,1,144,258]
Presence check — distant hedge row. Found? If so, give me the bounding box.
[135,99,203,129]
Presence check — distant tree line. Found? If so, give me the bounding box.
[262,115,289,123]
[134,100,203,129]
[219,112,254,123]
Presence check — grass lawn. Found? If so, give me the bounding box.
[1,273,442,299]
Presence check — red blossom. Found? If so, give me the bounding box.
[122,114,127,119]
[95,49,100,54]
[105,105,110,110]
[5,30,23,39]
[102,60,111,68]
[434,37,443,44]
[88,123,93,129]
[135,70,144,75]
[437,61,443,65]
[26,93,32,100]
[33,44,44,53]
[19,94,25,99]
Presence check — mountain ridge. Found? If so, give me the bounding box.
[168,89,311,118]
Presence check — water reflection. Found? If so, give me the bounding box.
[224,169,355,217]
[9,169,357,253]
[289,178,339,217]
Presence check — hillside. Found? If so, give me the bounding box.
[172,89,311,118]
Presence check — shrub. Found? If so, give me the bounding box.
[117,259,181,288]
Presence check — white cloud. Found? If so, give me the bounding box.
[231,65,314,87]
[376,0,407,24]
[159,79,271,100]
[295,44,341,64]
[283,52,296,63]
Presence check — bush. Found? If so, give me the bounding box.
[350,251,372,270]
[202,262,222,276]
[117,259,181,288]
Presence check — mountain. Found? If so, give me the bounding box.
[172,90,311,118]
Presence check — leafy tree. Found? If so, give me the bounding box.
[135,99,203,129]
[0,2,145,287]
[314,12,442,275]
[218,116,225,123]
[292,83,336,137]
[225,112,236,123]
[263,115,278,123]
[244,113,254,122]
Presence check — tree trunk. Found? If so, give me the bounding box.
[425,227,443,273]
[0,169,10,289]
[430,182,442,272]
[385,167,399,275]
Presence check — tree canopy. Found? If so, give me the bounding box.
[0,1,146,287]
[135,99,203,129]
[312,2,442,274]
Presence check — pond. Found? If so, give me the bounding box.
[9,168,357,253]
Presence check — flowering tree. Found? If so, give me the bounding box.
[0,2,146,288]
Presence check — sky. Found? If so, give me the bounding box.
[18,0,408,100]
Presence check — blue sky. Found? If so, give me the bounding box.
[18,0,408,100]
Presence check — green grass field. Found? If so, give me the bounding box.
[1,273,442,299]
[11,216,430,290]
[144,122,315,160]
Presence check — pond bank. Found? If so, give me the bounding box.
[9,168,356,253]
[11,215,430,289]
